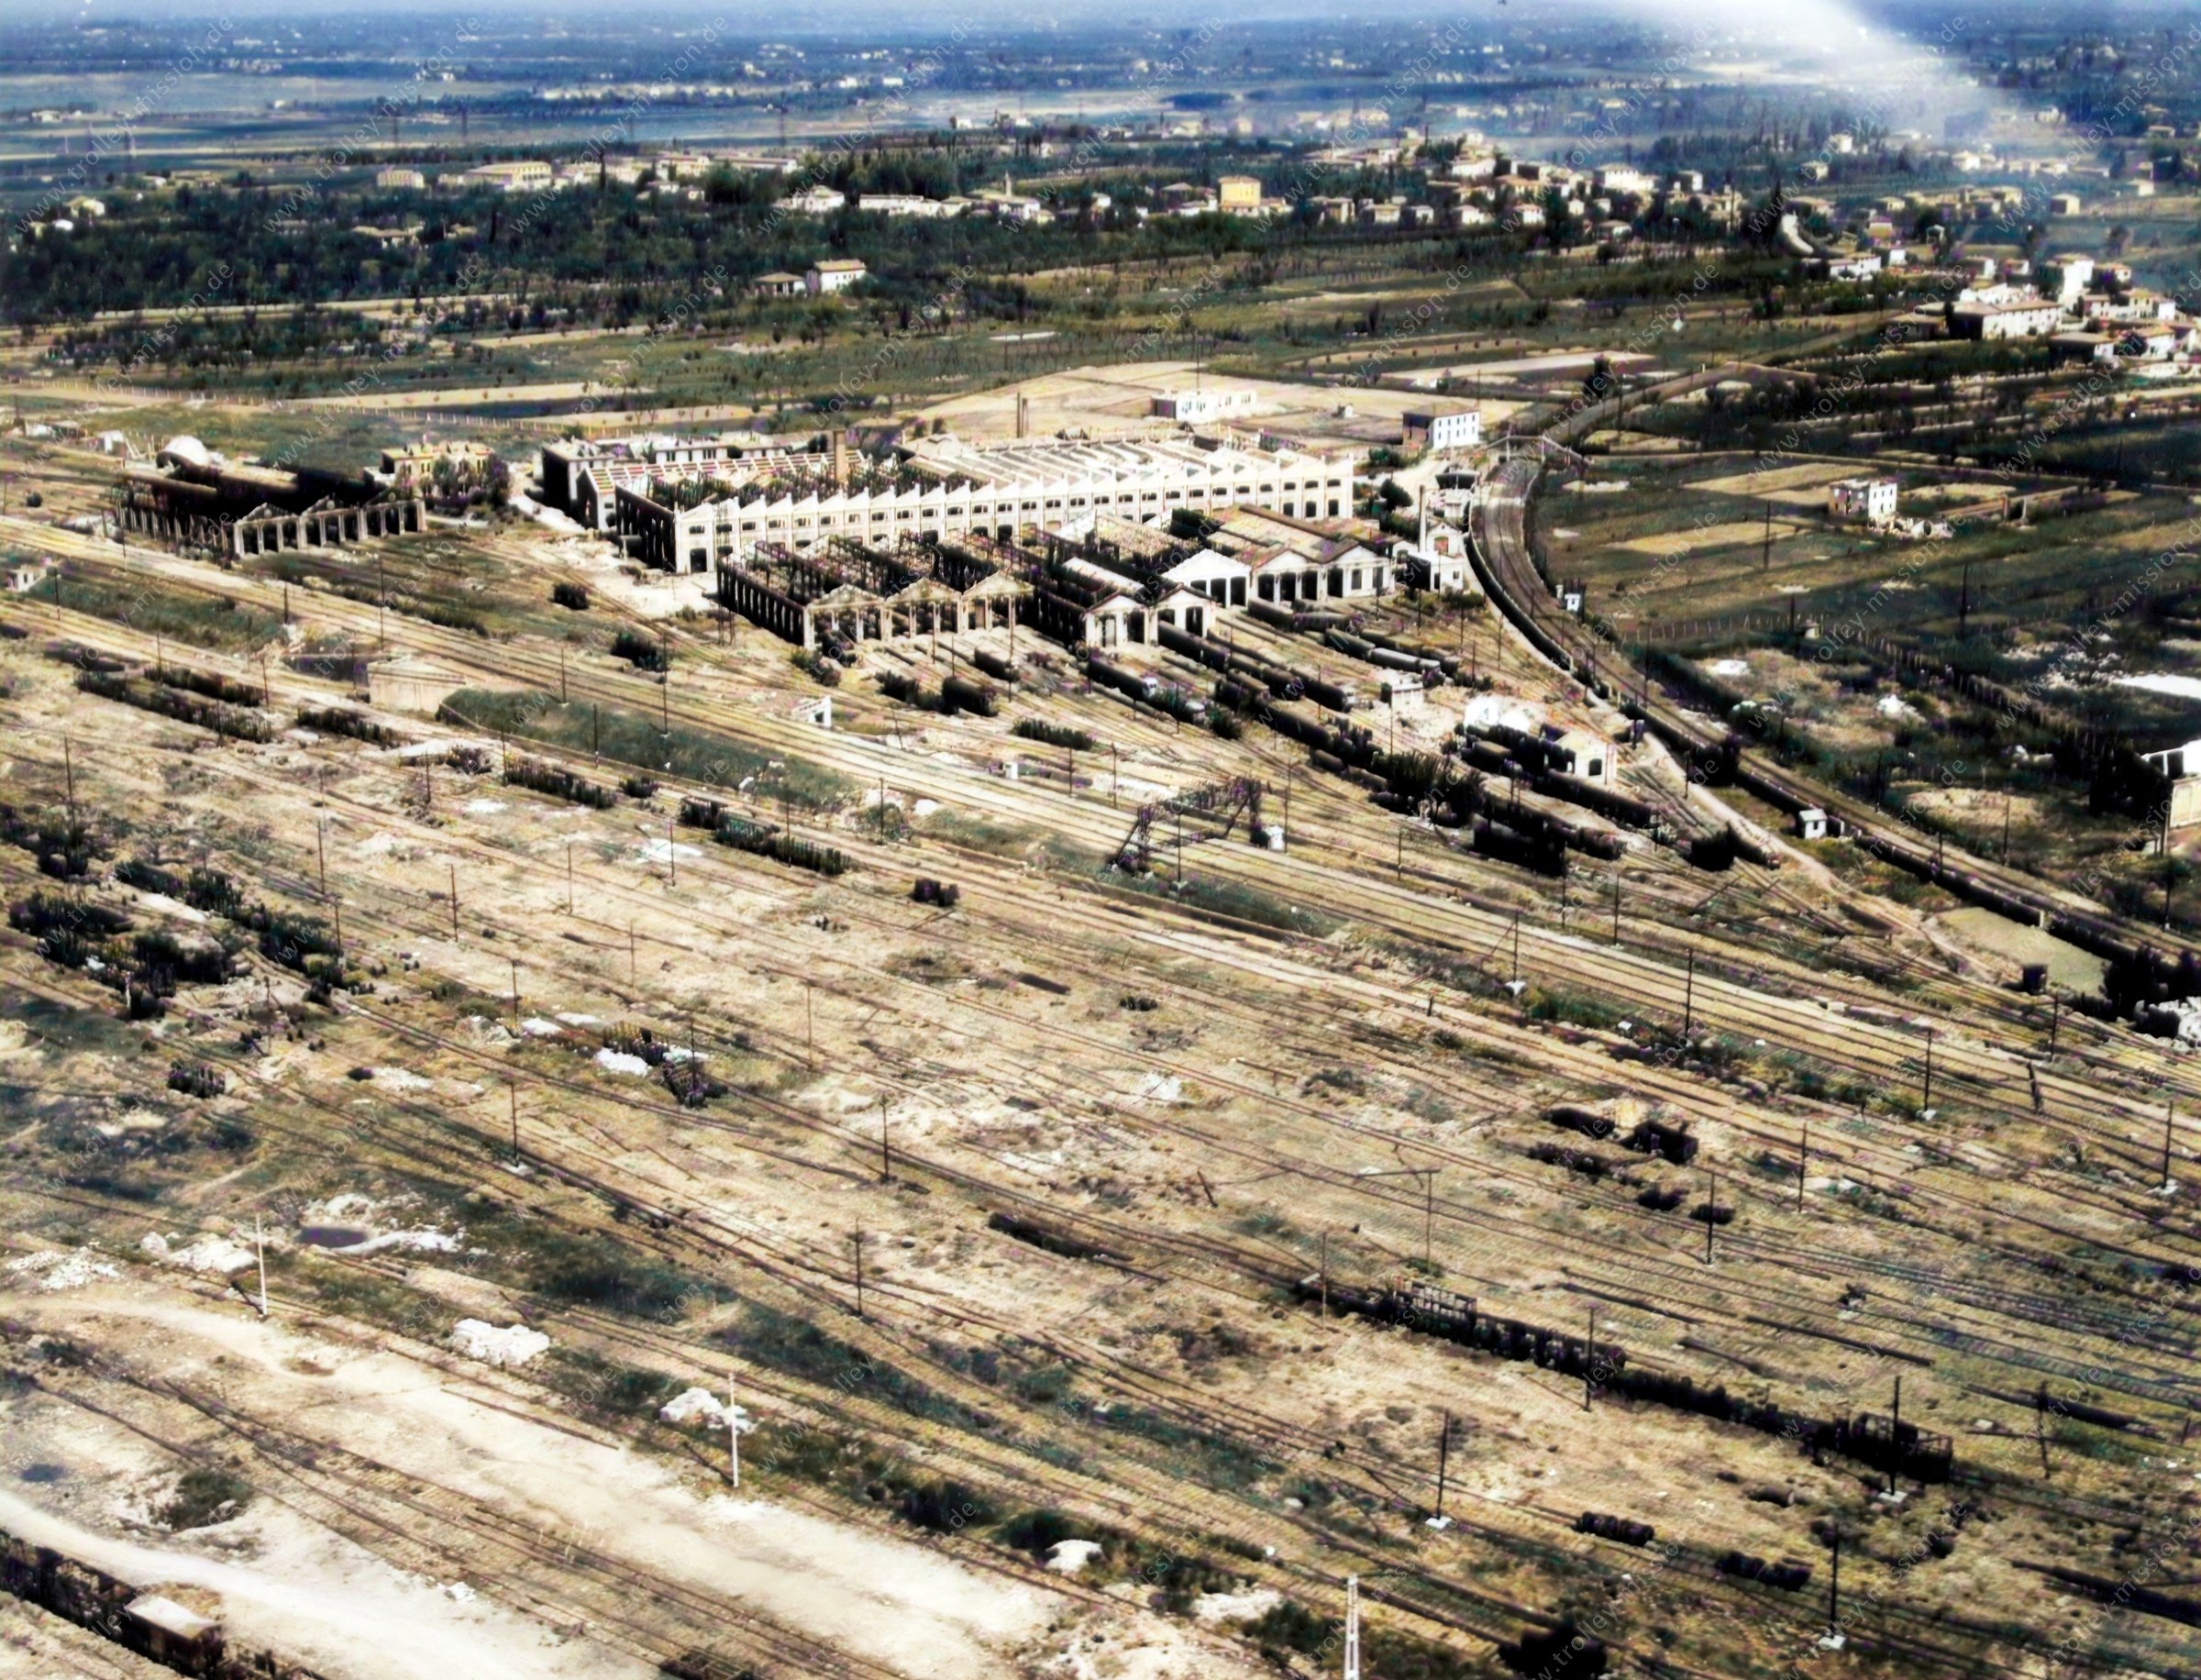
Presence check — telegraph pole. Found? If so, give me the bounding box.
[1434,1412,1452,1517]
[1683,950,1697,1037]
[1585,1305,1598,1410]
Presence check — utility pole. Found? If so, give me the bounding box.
[727,1378,740,1487]
[1319,1230,1330,1321]
[1705,1169,1717,1265]
[853,1230,866,1320]
[1683,949,1697,1037]
[1798,1122,1808,1210]
[254,1214,268,1320]
[1585,1305,1598,1410]
[879,1092,891,1182]
[805,981,814,1066]
[1510,913,1522,984]
[1423,1169,1437,1270]
[449,862,459,937]
[1434,1412,1452,1517]
[1344,1575,1362,1680]
[566,842,574,915]
[316,816,327,895]
[1610,864,1620,944]
[1921,1026,1935,1113]
[1827,1529,1842,1639]
[510,957,520,1027]
[2163,1100,2176,1189]
[62,737,75,822]
[629,923,636,984]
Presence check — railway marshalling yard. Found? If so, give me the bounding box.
[3,423,2201,1680]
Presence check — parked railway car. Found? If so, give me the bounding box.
[1574,1512,1657,1547]
[1540,771,1656,831]
[1086,658,1156,702]
[1475,819,1571,878]
[940,675,998,718]
[970,648,1019,685]
[1718,1553,1813,1591]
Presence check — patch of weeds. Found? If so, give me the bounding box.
[160,1466,253,1531]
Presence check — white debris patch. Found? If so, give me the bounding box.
[140,1232,255,1275]
[594,1048,652,1077]
[1045,1539,1105,1575]
[6,1248,119,1291]
[659,1387,727,1428]
[658,1388,757,1432]
[334,1229,462,1256]
[1194,1587,1281,1625]
[448,1320,550,1368]
[462,799,507,815]
[1708,658,1751,678]
[1129,1072,1183,1104]
[637,838,702,866]
[520,1017,565,1037]
[1876,694,1922,722]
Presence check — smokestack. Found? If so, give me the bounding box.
[832,431,848,490]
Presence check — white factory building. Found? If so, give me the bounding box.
[602,433,1357,575]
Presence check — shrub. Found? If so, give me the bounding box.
[160,1467,252,1531]
[611,628,669,671]
[551,580,591,611]
[504,755,620,810]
